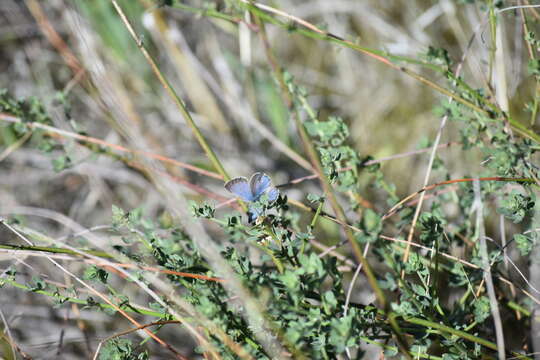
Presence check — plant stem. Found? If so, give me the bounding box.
[403,317,530,359]
[242,1,540,143]
[3,278,165,317]
[0,243,111,258]
[109,1,250,212]
[292,90,412,358]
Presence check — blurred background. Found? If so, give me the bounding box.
[0,0,537,358]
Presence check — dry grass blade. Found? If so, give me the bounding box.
[400,33,472,276]
[1,207,247,359]
[473,180,505,360]
[92,320,181,360]
[0,131,32,162]
[0,113,223,179]
[1,218,188,360]
[2,1,539,358]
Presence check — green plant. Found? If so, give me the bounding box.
[1,1,539,359]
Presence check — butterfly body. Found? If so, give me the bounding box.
[224,172,279,221]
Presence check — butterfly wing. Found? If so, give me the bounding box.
[247,205,262,223]
[224,177,254,201]
[266,187,279,202]
[249,172,272,200]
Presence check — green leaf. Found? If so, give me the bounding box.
[404,252,422,274]
[83,266,109,284]
[356,208,382,243]
[514,233,536,256]
[29,276,46,292]
[322,290,338,314]
[329,315,352,352]
[498,191,535,223]
[426,46,452,68]
[473,296,491,323]
[362,208,381,233]
[280,270,300,292]
[307,193,324,203]
[298,253,325,278]
[418,212,444,247]
[528,59,540,77]
[112,205,128,228]
[192,202,216,219]
[52,154,72,172]
[99,338,143,360]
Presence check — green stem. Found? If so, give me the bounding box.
[173,1,540,143]
[488,0,497,87]
[3,278,165,317]
[293,91,411,358]
[0,243,111,258]
[531,84,539,126]
[110,1,246,210]
[244,1,540,143]
[403,317,530,359]
[309,202,324,228]
[507,301,531,317]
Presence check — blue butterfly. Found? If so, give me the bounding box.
[224,172,279,222]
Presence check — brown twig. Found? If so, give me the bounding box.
[92,320,181,360]
[2,220,188,360]
[0,113,222,179]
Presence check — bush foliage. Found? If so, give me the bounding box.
[1,0,540,359]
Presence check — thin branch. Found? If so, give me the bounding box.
[473,180,505,360]
[92,321,181,360]
[0,131,32,162]
[0,218,188,360]
[0,113,222,179]
[383,177,534,221]
[401,27,471,277]
[2,209,244,359]
[343,243,370,359]
[110,1,232,184]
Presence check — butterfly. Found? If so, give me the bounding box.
[224,172,279,222]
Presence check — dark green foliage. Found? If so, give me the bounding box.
[90,200,383,359]
[497,191,535,223]
[305,115,360,193]
[527,59,540,77]
[3,1,540,359]
[426,46,452,69]
[356,208,382,244]
[513,233,536,256]
[52,154,73,172]
[0,90,76,171]
[418,212,444,246]
[99,338,148,360]
[0,89,52,129]
[473,296,491,323]
[155,0,173,6]
[192,202,216,219]
[28,276,47,292]
[84,265,109,284]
